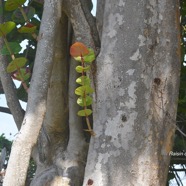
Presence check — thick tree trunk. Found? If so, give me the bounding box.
[3,0,181,185]
[83,0,180,185]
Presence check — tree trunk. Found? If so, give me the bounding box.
[3,0,181,185]
[83,0,180,185]
[30,10,90,186]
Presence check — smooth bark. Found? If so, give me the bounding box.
[83,0,180,185]
[3,0,61,185]
[3,0,181,185]
[30,13,89,186]
[0,0,24,130]
[30,11,69,185]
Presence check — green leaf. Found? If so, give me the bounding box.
[1,42,21,55]
[12,6,35,23]
[17,84,28,102]
[74,48,95,63]
[0,21,16,37]
[73,56,81,62]
[18,23,37,33]
[83,48,95,63]
[7,57,27,73]
[77,96,93,107]
[77,109,92,117]
[76,76,91,85]
[12,68,31,81]
[75,66,90,73]
[75,86,94,96]
[5,0,26,11]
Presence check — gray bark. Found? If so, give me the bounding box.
[3,0,61,185]
[30,0,100,185]
[0,148,6,170]
[0,55,24,130]
[30,13,89,186]
[0,0,24,130]
[3,0,181,185]
[83,0,180,185]
[63,0,100,51]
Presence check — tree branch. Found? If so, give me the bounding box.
[0,147,6,170]
[62,0,100,51]
[0,80,4,94]
[3,0,62,185]
[0,0,24,130]
[0,106,11,114]
[62,0,100,101]
[31,13,70,176]
[169,168,186,171]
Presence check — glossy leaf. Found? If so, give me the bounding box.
[1,42,21,55]
[12,6,35,23]
[77,96,93,107]
[12,68,31,81]
[18,23,37,33]
[77,109,92,117]
[74,48,95,63]
[75,86,94,96]
[83,48,95,63]
[7,57,27,73]
[0,21,16,37]
[70,42,89,57]
[29,0,44,19]
[75,65,90,73]
[76,76,91,85]
[5,0,26,11]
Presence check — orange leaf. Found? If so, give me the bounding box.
[25,23,35,28]
[70,42,89,57]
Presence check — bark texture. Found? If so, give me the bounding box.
[0,0,24,130]
[30,0,99,185]
[3,0,61,185]
[30,9,89,186]
[3,0,181,185]
[83,0,180,185]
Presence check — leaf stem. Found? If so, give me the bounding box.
[3,37,15,60]
[81,55,95,135]
[85,116,95,136]
[19,6,28,22]
[4,37,29,92]
[19,6,37,40]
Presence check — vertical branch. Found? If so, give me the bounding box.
[0,0,24,130]
[62,0,100,51]
[3,0,62,185]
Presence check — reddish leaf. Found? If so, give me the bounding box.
[70,42,89,57]
[11,67,31,81]
[18,23,37,33]
[26,23,35,28]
